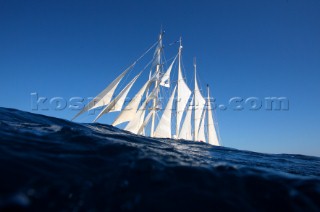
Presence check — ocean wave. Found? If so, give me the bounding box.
[0,107,319,211]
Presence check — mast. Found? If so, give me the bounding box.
[150,30,163,137]
[176,37,182,137]
[193,58,197,141]
[150,68,158,137]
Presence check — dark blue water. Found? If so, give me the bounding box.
[0,107,319,211]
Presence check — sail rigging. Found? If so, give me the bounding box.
[72,31,221,146]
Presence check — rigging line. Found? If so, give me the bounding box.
[195,62,206,94]
[136,57,155,81]
[169,54,179,84]
[169,39,180,46]
[117,66,135,96]
[135,39,160,64]
[120,41,159,92]
[161,48,167,73]
[158,53,179,77]
[109,57,155,121]
[118,39,159,89]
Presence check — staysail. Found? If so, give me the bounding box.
[137,110,154,135]
[197,110,206,142]
[71,64,134,120]
[160,55,177,87]
[193,61,206,141]
[124,85,158,134]
[112,80,152,126]
[93,71,142,122]
[207,86,220,146]
[153,86,177,138]
[178,96,193,140]
[176,42,192,136]
[124,104,146,134]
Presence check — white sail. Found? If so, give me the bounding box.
[72,32,222,146]
[93,72,141,122]
[207,86,220,146]
[124,86,157,134]
[160,55,177,87]
[176,44,192,136]
[193,64,206,141]
[197,111,206,142]
[72,65,133,120]
[137,110,154,135]
[112,80,151,126]
[178,96,193,140]
[154,86,177,138]
[124,104,146,134]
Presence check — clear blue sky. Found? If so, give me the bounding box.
[1,0,319,156]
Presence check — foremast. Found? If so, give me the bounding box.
[150,31,163,137]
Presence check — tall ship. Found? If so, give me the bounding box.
[72,31,221,146]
